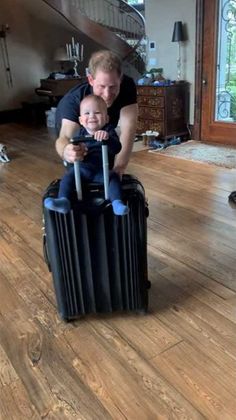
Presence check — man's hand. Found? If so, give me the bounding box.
[113,157,127,178]
[94,130,109,141]
[56,119,88,163]
[63,142,88,163]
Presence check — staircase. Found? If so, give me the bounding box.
[42,0,146,75]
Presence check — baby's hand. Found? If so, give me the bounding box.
[94,130,108,141]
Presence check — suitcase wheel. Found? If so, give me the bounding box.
[136,307,148,315]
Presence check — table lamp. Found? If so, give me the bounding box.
[53,47,69,71]
[172,21,184,81]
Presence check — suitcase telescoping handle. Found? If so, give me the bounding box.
[70,136,109,201]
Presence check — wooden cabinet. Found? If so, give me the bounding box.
[137,83,189,140]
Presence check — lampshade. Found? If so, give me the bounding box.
[172,21,184,42]
[53,46,68,62]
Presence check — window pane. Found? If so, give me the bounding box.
[215,0,236,122]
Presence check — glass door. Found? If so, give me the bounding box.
[215,0,236,123]
[201,0,236,144]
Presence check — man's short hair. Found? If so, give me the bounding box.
[88,50,122,78]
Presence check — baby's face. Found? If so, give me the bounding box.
[79,98,108,134]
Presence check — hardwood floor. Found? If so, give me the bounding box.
[0,123,236,419]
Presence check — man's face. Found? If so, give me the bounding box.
[88,70,121,108]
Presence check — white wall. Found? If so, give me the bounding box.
[0,0,94,111]
[0,0,196,124]
[145,0,196,124]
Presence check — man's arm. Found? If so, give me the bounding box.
[55,118,87,162]
[113,103,138,176]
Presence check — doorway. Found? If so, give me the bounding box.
[196,0,236,144]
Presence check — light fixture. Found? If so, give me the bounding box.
[53,46,69,71]
[171,21,184,81]
[53,46,68,62]
[54,39,84,77]
[66,37,84,78]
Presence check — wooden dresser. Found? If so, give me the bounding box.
[136,83,189,140]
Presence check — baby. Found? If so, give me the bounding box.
[44,94,129,216]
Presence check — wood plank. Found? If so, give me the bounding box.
[0,295,111,420]
[131,150,236,192]
[0,312,56,417]
[65,321,203,419]
[0,379,39,420]
[0,316,111,419]
[101,312,181,360]
[148,220,236,291]
[151,341,236,419]
[0,252,69,336]
[149,274,236,377]
[130,154,236,223]
[158,259,236,323]
[148,190,236,254]
[1,123,236,418]
[148,246,235,300]
[0,344,19,388]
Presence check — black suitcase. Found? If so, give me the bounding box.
[42,140,150,320]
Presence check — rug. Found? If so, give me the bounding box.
[149,140,236,169]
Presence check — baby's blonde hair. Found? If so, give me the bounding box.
[80,94,107,114]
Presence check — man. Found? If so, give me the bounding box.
[55,49,138,176]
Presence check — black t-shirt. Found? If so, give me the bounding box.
[55,74,137,132]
